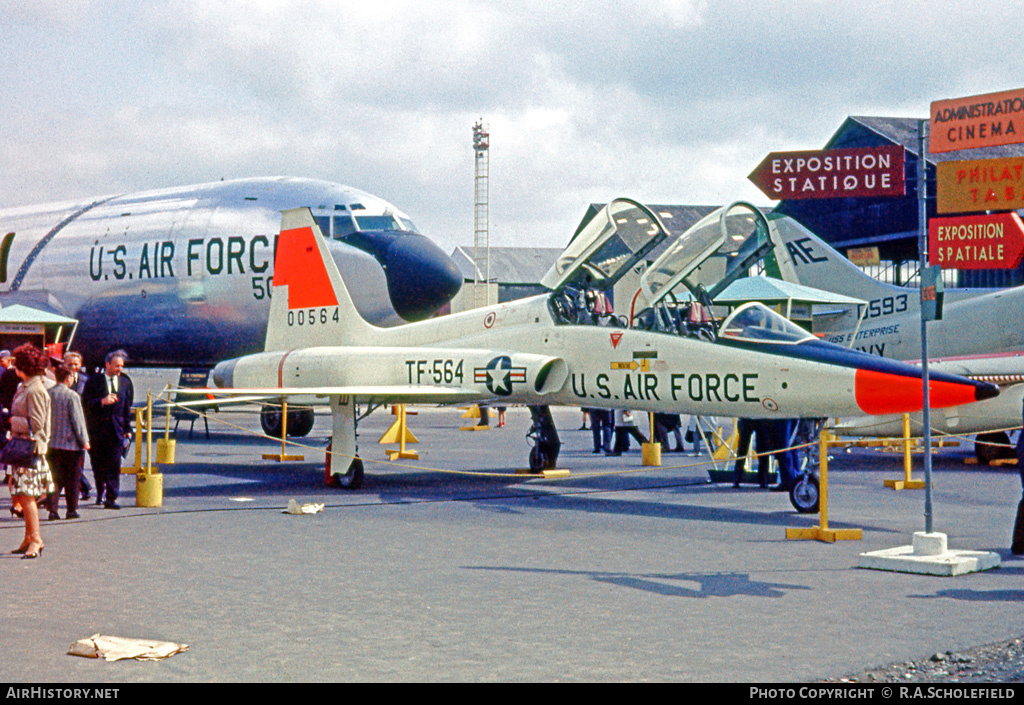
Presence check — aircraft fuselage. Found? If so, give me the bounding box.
[0,177,460,367]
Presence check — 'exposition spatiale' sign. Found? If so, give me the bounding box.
[928,212,1024,270]
[747,146,905,201]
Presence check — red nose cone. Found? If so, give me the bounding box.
[855,369,994,415]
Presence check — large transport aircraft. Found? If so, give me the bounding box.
[203,201,996,497]
[0,176,462,436]
[764,214,1024,461]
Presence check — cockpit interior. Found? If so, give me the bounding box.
[542,197,811,349]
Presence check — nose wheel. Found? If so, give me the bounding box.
[789,473,819,514]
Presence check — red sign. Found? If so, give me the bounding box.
[748,146,905,200]
[930,88,1024,154]
[929,213,1024,269]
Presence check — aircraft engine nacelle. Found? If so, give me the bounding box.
[212,347,568,403]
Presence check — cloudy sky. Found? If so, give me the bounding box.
[1,1,1019,252]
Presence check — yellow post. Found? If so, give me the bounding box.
[136,392,164,508]
[884,413,925,490]
[262,399,304,461]
[155,387,176,465]
[786,432,862,542]
[126,408,145,473]
[642,412,661,466]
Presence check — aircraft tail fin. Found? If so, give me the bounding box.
[765,213,906,301]
[264,207,379,351]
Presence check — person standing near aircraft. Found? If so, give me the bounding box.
[62,351,92,500]
[82,350,133,510]
[46,365,90,520]
[8,344,53,559]
[1013,400,1024,556]
[609,410,647,455]
[732,418,770,488]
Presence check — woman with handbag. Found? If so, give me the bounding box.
[6,344,53,559]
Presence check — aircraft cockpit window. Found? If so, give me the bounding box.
[398,216,420,233]
[313,215,358,239]
[333,215,357,239]
[354,214,402,231]
[718,302,814,345]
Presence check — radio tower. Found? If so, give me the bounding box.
[472,119,490,308]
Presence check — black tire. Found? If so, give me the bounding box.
[261,404,283,437]
[324,441,364,490]
[528,446,548,473]
[975,431,1012,465]
[288,407,315,437]
[261,404,315,437]
[789,473,820,514]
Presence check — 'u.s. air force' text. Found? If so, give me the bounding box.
[571,372,759,403]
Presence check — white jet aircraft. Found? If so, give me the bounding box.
[765,214,1024,461]
[205,200,997,489]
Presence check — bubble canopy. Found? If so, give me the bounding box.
[641,202,769,307]
[540,199,669,291]
[718,302,816,345]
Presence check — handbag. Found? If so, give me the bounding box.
[0,437,37,468]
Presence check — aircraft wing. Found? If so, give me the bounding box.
[173,385,485,405]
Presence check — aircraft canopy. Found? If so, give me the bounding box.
[540,199,669,291]
[718,302,815,346]
[640,202,769,307]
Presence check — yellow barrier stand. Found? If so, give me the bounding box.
[884,413,926,491]
[136,393,163,508]
[125,407,146,474]
[786,431,862,543]
[380,404,419,460]
[155,390,176,465]
[642,412,661,466]
[262,400,304,461]
[460,405,493,431]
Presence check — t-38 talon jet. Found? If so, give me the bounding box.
[204,200,997,489]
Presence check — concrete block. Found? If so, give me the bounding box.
[858,532,1001,576]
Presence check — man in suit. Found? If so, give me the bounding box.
[82,350,134,509]
[62,351,92,500]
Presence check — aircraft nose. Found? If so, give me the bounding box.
[854,366,999,415]
[382,233,463,321]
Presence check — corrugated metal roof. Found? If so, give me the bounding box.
[840,116,1024,163]
[450,246,564,284]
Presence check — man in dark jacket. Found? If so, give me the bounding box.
[81,350,133,509]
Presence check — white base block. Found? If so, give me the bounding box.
[858,532,1001,576]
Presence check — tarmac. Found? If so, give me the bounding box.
[2,405,1022,683]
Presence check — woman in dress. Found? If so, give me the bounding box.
[8,343,53,559]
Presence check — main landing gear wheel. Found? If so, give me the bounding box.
[529,445,554,473]
[324,441,364,490]
[974,431,1013,465]
[261,404,315,438]
[789,473,820,514]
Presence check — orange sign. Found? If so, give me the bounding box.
[930,88,1024,153]
[937,156,1024,213]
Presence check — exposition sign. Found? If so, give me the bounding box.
[930,87,1024,153]
[747,146,904,200]
[928,212,1024,270]
[936,156,1024,214]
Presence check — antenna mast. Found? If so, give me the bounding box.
[472,119,490,308]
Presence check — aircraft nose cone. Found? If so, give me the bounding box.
[974,379,1000,402]
[383,234,463,320]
